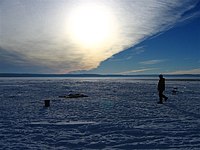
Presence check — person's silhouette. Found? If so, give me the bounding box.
[157,74,168,104]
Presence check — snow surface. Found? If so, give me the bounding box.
[0,77,200,149]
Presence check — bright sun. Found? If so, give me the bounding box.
[67,4,114,47]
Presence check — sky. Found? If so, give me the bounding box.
[0,0,200,74]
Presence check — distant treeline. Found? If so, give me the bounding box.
[0,73,200,78]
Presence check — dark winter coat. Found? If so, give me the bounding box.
[157,77,165,91]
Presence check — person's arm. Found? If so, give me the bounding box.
[157,80,160,91]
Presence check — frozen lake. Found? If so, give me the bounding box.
[0,77,200,149]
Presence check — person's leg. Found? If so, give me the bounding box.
[162,92,168,101]
[158,91,163,103]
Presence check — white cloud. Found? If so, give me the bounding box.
[118,68,158,75]
[140,59,166,65]
[166,68,200,74]
[0,0,198,73]
[134,46,145,55]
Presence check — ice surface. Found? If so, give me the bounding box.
[0,77,200,149]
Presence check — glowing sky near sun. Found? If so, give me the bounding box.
[67,4,116,47]
[0,0,199,73]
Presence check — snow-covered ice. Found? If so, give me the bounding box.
[0,77,200,149]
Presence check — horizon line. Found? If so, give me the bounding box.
[0,73,200,77]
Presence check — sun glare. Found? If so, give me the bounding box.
[67,4,115,48]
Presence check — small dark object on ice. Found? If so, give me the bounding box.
[59,93,88,98]
[68,93,88,98]
[172,87,178,95]
[44,100,50,107]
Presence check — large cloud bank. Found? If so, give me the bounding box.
[0,0,198,73]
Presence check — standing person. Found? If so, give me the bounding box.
[157,74,168,104]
